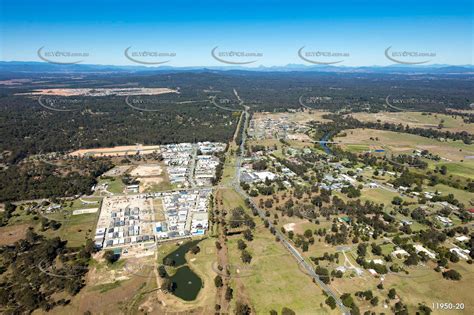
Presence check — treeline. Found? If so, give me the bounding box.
[0,231,95,313]
[0,158,113,202]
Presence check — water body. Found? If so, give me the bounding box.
[168,266,203,301]
[163,239,201,267]
[319,132,333,155]
[162,240,203,301]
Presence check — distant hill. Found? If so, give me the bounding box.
[0,61,472,75]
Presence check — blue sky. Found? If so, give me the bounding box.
[1,0,472,66]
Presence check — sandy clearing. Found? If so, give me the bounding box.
[69,145,161,157]
[20,87,178,96]
[138,177,164,193]
[130,164,162,177]
[283,222,295,232]
[0,224,30,245]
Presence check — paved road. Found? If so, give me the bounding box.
[232,90,350,315]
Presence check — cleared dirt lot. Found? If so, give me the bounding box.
[0,223,29,245]
[130,164,163,177]
[22,87,177,96]
[69,145,161,157]
[103,165,132,177]
[253,110,332,124]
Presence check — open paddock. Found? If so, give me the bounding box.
[335,129,474,162]
[348,111,474,134]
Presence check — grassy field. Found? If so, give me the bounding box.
[0,197,100,247]
[40,209,98,247]
[61,197,102,211]
[143,180,174,193]
[384,261,474,314]
[428,161,474,179]
[335,129,474,162]
[97,177,126,194]
[221,188,335,314]
[430,184,474,206]
[359,187,415,206]
[48,255,158,315]
[227,224,335,314]
[349,111,474,134]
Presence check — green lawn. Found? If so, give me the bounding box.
[431,184,473,206]
[360,188,414,206]
[97,178,125,194]
[227,225,334,314]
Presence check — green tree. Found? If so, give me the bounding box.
[388,288,397,299]
[103,250,118,264]
[214,275,223,288]
[281,307,296,315]
[325,296,337,309]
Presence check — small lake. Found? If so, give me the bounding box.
[168,266,203,301]
[163,239,201,267]
[162,240,203,301]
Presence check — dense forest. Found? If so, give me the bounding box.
[0,157,113,202]
[1,71,472,163]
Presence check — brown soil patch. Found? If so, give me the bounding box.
[69,145,161,157]
[0,224,30,245]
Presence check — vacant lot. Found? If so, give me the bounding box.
[335,129,474,162]
[23,87,177,96]
[0,223,29,245]
[360,187,415,206]
[47,255,159,315]
[253,110,332,124]
[130,164,163,177]
[69,144,161,157]
[384,261,474,314]
[349,111,474,134]
[103,165,132,177]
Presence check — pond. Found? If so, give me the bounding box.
[168,266,203,301]
[162,240,203,301]
[163,239,201,267]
